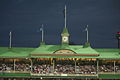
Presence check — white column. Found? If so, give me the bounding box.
[53,59,55,73]
[14,59,16,71]
[75,60,77,73]
[114,61,116,73]
[97,59,99,73]
[8,78,11,80]
[31,59,33,72]
[22,78,25,80]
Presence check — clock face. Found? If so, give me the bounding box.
[62,37,68,42]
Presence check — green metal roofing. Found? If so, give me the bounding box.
[30,45,99,55]
[95,49,120,59]
[0,45,119,59]
[0,47,34,58]
[61,27,69,36]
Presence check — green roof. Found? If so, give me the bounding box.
[0,45,119,59]
[0,47,34,58]
[95,49,120,59]
[61,27,69,36]
[31,45,99,54]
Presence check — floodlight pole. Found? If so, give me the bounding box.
[40,24,44,42]
[9,31,12,48]
[87,25,88,42]
[64,5,67,28]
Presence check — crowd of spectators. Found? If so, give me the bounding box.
[15,63,31,71]
[0,63,120,74]
[76,65,96,74]
[115,65,120,72]
[0,64,13,71]
[99,65,114,72]
[33,64,53,74]
[54,64,75,74]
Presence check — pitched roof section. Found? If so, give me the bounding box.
[61,27,69,36]
[0,46,119,59]
[31,45,99,57]
[0,47,34,58]
[95,49,120,59]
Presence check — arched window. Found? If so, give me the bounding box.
[54,49,76,54]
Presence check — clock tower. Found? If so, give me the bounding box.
[61,27,69,45]
[61,5,69,45]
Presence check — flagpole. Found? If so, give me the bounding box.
[41,24,44,42]
[87,25,88,42]
[9,31,12,48]
[65,5,67,28]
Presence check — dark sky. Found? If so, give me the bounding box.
[0,0,120,48]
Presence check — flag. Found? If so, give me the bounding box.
[40,24,43,31]
[85,27,88,31]
[9,31,12,36]
[85,25,88,31]
[40,27,43,31]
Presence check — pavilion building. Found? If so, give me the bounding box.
[0,5,120,80]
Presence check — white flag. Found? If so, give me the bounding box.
[40,27,43,31]
[85,25,88,31]
[40,24,43,31]
[9,31,12,36]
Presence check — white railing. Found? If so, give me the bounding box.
[30,73,98,77]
